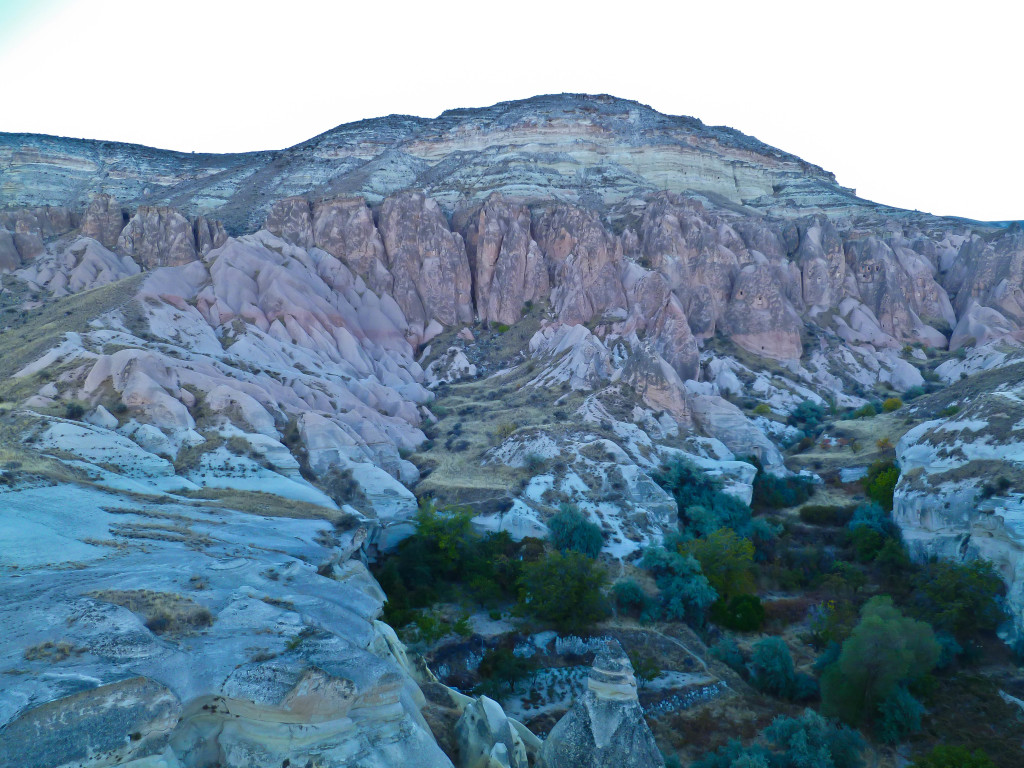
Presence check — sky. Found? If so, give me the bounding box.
[0,0,1020,221]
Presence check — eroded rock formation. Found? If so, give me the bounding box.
[538,639,664,768]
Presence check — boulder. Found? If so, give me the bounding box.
[538,639,664,768]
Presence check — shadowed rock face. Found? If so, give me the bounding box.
[538,640,664,768]
[455,696,529,768]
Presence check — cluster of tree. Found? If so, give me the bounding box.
[654,458,776,544]
[375,499,610,635]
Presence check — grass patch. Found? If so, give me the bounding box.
[179,487,357,527]
[91,589,213,634]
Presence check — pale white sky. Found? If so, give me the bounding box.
[0,0,1020,221]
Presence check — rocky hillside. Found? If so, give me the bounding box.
[2,94,1023,767]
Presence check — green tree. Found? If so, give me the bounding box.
[711,594,765,632]
[821,596,939,726]
[548,503,604,558]
[517,550,609,632]
[477,647,537,692]
[628,652,662,688]
[909,559,1007,640]
[681,528,756,602]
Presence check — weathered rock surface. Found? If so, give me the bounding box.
[454,696,529,768]
[533,204,627,325]
[79,193,125,248]
[457,194,548,325]
[313,196,393,296]
[17,236,140,296]
[117,205,197,268]
[0,484,452,768]
[538,639,664,768]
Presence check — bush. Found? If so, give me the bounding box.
[939,404,960,417]
[848,501,898,537]
[64,401,85,420]
[788,399,827,433]
[876,684,925,743]
[799,504,856,526]
[640,544,717,625]
[882,397,903,412]
[747,456,813,511]
[548,504,604,558]
[909,559,1007,640]
[753,403,773,416]
[612,579,650,615]
[694,709,864,768]
[747,637,799,699]
[852,403,877,419]
[752,470,814,510]
[517,550,609,632]
[821,596,939,726]
[762,709,865,768]
[904,385,926,401]
[494,422,518,441]
[322,466,368,508]
[523,452,547,473]
[710,636,745,671]
[711,593,765,632]
[864,460,899,511]
[910,745,995,768]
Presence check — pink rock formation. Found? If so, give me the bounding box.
[457,194,549,325]
[378,191,473,330]
[532,204,626,325]
[193,216,228,255]
[265,196,314,249]
[0,228,19,271]
[79,194,125,248]
[723,264,803,360]
[117,206,197,268]
[311,197,393,296]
